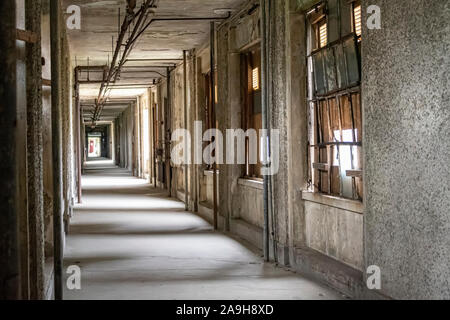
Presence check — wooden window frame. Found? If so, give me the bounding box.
[203,72,215,170]
[306,0,363,201]
[241,47,262,179]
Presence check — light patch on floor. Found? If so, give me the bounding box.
[64,162,345,300]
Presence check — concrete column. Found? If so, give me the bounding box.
[194,55,204,212]
[362,0,450,299]
[15,0,30,301]
[139,97,145,178]
[188,53,197,211]
[267,0,290,265]
[26,0,45,300]
[224,27,241,230]
[0,0,20,300]
[183,50,189,210]
[60,34,71,232]
[286,0,308,251]
[74,70,82,202]
[165,70,172,194]
[148,89,154,184]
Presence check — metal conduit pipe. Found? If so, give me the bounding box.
[74,68,82,204]
[133,14,231,42]
[166,67,172,196]
[183,50,189,211]
[267,0,277,263]
[260,0,270,262]
[93,0,155,124]
[50,0,63,300]
[210,22,218,231]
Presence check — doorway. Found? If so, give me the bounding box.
[87,134,101,158]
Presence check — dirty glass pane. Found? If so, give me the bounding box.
[339,0,353,37]
[343,37,360,85]
[334,43,348,89]
[323,47,337,92]
[313,51,327,95]
[327,0,340,43]
[338,146,354,198]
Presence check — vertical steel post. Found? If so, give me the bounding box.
[75,68,82,203]
[210,22,218,230]
[50,0,63,300]
[183,50,189,211]
[166,67,172,196]
[260,0,270,261]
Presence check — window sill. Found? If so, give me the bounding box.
[238,178,264,190]
[203,170,219,177]
[302,191,363,214]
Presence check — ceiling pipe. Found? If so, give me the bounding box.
[125,58,181,63]
[131,13,231,44]
[93,0,155,125]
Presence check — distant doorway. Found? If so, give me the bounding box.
[88,135,101,158]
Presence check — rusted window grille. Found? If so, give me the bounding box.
[306,0,363,200]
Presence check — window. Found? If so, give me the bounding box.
[319,21,327,48]
[204,72,214,132]
[203,72,217,169]
[353,1,362,39]
[307,0,363,200]
[252,67,260,90]
[241,47,262,179]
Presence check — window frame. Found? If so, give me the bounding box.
[306,0,363,201]
[240,46,263,179]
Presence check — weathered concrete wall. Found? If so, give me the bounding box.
[362,0,450,299]
[199,171,219,208]
[304,199,363,271]
[41,3,54,260]
[61,24,75,233]
[215,0,265,242]
[154,77,169,190]
[171,64,186,194]
[0,0,19,300]
[16,0,30,299]
[166,52,199,209]
[236,182,264,228]
[25,0,46,300]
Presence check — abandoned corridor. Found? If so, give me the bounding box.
[63,159,342,300]
[0,0,448,301]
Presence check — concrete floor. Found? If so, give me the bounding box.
[63,160,344,300]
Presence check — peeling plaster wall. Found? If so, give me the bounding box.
[362,0,450,299]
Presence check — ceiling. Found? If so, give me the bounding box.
[63,0,245,123]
